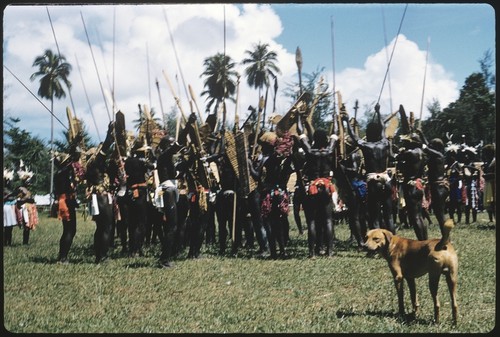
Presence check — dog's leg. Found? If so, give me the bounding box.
[406,278,419,316]
[445,266,459,325]
[392,268,406,317]
[429,273,441,323]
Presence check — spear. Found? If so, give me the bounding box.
[352,99,360,137]
[295,46,303,96]
[80,11,111,122]
[188,84,203,122]
[272,75,278,114]
[234,74,241,131]
[419,37,431,129]
[162,69,187,125]
[251,96,265,158]
[330,16,337,136]
[162,7,191,109]
[4,65,68,130]
[155,78,166,128]
[146,42,152,108]
[46,6,77,118]
[381,6,394,114]
[75,54,102,142]
[376,4,408,106]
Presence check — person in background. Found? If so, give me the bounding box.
[124,140,155,258]
[84,121,115,263]
[341,103,395,234]
[16,163,38,245]
[3,168,17,246]
[415,129,451,234]
[54,143,85,264]
[297,113,339,258]
[481,144,495,223]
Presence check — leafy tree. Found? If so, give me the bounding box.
[242,42,281,126]
[283,68,332,132]
[132,105,162,132]
[421,72,495,146]
[479,49,495,90]
[53,125,96,154]
[200,52,238,127]
[30,49,72,201]
[3,117,51,194]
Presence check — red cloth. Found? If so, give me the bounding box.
[261,189,289,218]
[57,193,75,221]
[308,178,336,195]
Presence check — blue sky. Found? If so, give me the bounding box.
[272,3,494,89]
[3,3,496,145]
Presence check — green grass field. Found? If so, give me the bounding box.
[3,209,496,333]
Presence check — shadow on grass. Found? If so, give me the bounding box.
[336,309,431,325]
[336,309,397,319]
[124,260,156,268]
[29,244,96,265]
[477,222,496,230]
[31,255,88,265]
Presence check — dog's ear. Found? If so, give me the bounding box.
[382,230,393,244]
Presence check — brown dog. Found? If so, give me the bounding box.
[364,219,458,324]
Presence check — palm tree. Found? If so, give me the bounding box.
[30,49,72,204]
[132,105,162,131]
[241,42,281,127]
[200,53,238,128]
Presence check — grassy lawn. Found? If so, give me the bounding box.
[3,209,496,333]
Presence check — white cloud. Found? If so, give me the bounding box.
[335,34,458,119]
[3,4,459,146]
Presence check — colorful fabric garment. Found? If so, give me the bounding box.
[308,178,336,195]
[188,185,208,214]
[58,193,75,221]
[72,161,86,181]
[3,202,17,227]
[130,183,147,199]
[351,179,367,200]
[407,178,424,190]
[25,203,39,230]
[261,188,289,218]
[468,179,479,209]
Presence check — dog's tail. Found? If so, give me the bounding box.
[437,218,454,250]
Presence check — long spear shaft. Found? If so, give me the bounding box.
[419,37,431,129]
[80,11,111,122]
[4,65,68,130]
[95,27,114,107]
[163,69,188,124]
[46,7,77,118]
[146,42,152,108]
[162,7,191,107]
[330,16,337,136]
[251,96,264,158]
[112,7,116,115]
[376,4,408,106]
[155,78,166,128]
[234,75,241,130]
[296,46,303,96]
[262,85,269,129]
[222,5,227,130]
[239,108,256,131]
[188,85,203,122]
[75,54,102,142]
[381,6,394,114]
